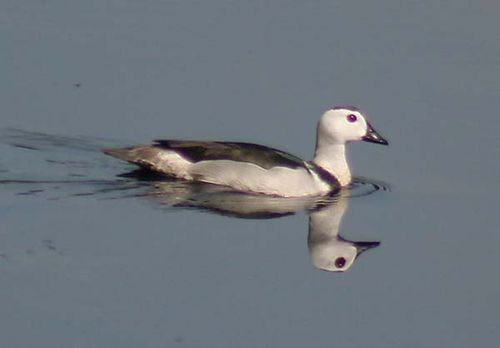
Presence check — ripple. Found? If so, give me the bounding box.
[347,176,391,198]
[0,128,112,153]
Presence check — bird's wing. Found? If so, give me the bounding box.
[154,140,306,170]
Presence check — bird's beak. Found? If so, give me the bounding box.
[362,122,389,145]
[355,241,381,256]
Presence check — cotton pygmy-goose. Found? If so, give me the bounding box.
[103,107,388,197]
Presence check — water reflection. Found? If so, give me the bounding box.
[124,173,381,272]
[0,129,386,272]
[307,195,380,272]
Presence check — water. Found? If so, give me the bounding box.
[2,1,500,347]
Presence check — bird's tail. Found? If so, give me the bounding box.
[102,145,163,167]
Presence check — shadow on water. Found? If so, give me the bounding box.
[0,129,390,272]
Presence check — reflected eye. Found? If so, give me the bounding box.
[347,114,357,123]
[335,257,346,268]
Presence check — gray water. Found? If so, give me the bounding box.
[2,1,500,347]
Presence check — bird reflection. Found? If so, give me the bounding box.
[123,169,381,272]
[307,197,379,272]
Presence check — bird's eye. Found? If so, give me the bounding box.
[347,114,357,123]
[335,257,346,268]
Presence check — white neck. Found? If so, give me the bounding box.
[312,140,351,186]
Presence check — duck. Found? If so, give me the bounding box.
[103,106,388,197]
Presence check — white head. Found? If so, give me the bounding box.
[317,106,388,146]
[313,106,388,186]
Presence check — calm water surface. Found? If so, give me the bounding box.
[2,1,500,347]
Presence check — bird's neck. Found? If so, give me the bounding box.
[313,140,351,186]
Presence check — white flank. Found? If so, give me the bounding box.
[188,160,331,197]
